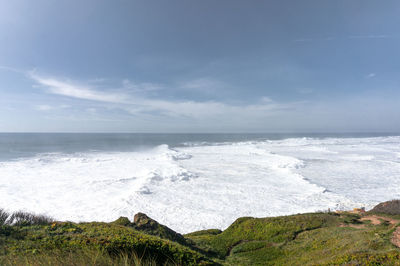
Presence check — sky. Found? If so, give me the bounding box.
[0,0,399,133]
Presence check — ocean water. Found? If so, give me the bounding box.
[0,133,399,233]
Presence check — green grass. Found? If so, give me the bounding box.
[186,213,340,258]
[0,221,215,265]
[185,212,400,265]
[2,208,400,265]
[0,248,160,266]
[275,226,395,265]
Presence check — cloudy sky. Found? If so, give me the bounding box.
[0,0,399,132]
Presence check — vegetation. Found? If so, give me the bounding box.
[371,200,400,215]
[0,248,161,266]
[0,209,9,226]
[185,210,400,265]
[0,210,214,265]
[1,201,400,265]
[131,213,188,246]
[0,209,53,226]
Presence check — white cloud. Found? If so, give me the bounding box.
[178,77,229,95]
[366,73,376,79]
[34,104,70,111]
[122,79,162,92]
[260,97,273,103]
[86,108,97,114]
[35,105,53,111]
[30,73,128,103]
[88,78,106,83]
[0,65,25,74]
[29,73,298,121]
[349,35,391,39]
[180,78,225,90]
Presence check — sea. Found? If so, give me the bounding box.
[0,133,399,233]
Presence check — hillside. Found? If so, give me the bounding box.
[1,201,400,265]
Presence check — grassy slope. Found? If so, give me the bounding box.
[185,212,400,265]
[0,221,214,265]
[1,211,400,265]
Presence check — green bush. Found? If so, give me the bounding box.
[9,211,53,226]
[0,209,10,226]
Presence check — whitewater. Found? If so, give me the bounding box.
[1,135,400,233]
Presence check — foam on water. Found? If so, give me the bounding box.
[0,136,400,233]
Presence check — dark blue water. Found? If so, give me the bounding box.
[0,133,397,161]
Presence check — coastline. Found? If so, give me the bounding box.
[1,200,400,265]
[2,134,400,233]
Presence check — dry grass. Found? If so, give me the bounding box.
[0,248,169,266]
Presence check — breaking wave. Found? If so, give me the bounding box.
[0,136,400,233]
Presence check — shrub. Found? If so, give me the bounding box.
[185,229,222,237]
[9,211,53,226]
[0,209,10,226]
[341,213,362,224]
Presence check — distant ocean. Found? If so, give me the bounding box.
[0,133,400,233]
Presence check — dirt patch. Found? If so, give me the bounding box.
[360,215,398,226]
[339,215,399,229]
[392,227,400,248]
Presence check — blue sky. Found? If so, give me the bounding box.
[0,0,399,132]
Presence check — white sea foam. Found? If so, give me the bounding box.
[0,137,400,233]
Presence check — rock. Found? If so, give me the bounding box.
[133,212,187,245]
[370,200,400,215]
[133,212,152,226]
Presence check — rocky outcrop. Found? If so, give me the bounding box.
[370,200,400,215]
[133,212,187,245]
